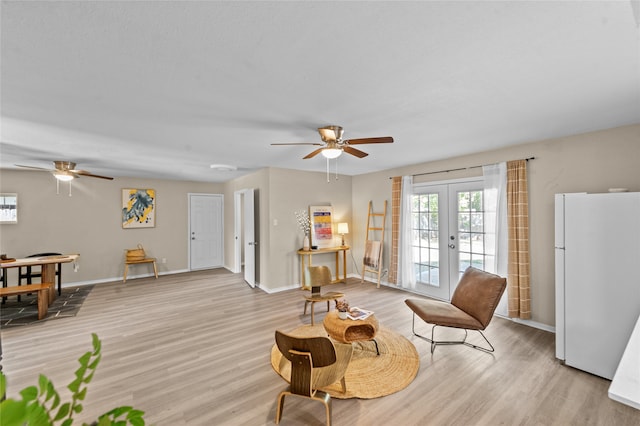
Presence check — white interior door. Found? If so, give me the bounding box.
[243,189,256,287]
[189,194,223,270]
[235,189,256,287]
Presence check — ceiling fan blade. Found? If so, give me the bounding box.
[73,170,114,180]
[271,142,323,146]
[303,148,324,159]
[15,164,54,172]
[345,136,394,145]
[343,146,369,158]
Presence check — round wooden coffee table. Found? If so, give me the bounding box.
[323,310,380,354]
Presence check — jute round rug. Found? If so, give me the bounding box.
[271,324,419,399]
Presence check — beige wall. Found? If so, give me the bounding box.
[0,170,221,283]
[2,124,638,326]
[265,168,352,291]
[221,167,352,292]
[351,124,640,327]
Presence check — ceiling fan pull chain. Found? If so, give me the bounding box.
[326,157,330,182]
[335,157,339,180]
[56,178,60,195]
[68,181,72,197]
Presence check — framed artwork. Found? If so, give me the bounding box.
[0,193,18,224]
[122,189,156,228]
[309,205,333,248]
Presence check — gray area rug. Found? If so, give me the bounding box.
[0,285,93,329]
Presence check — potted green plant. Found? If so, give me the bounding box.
[0,333,145,426]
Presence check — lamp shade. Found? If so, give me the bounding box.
[53,172,74,181]
[337,223,349,235]
[321,148,342,159]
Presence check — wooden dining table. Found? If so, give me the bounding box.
[1,254,79,304]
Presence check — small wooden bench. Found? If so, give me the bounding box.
[0,283,53,320]
[123,258,158,283]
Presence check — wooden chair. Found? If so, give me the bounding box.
[405,266,506,354]
[18,252,63,300]
[303,266,344,325]
[274,330,353,425]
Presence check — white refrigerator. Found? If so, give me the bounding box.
[555,192,640,380]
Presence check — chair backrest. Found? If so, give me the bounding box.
[275,330,338,397]
[26,252,62,258]
[21,252,63,278]
[451,267,507,329]
[275,330,337,367]
[304,265,332,296]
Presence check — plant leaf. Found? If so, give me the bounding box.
[88,355,101,370]
[19,385,38,402]
[92,333,101,354]
[75,387,88,401]
[50,392,61,410]
[25,402,51,426]
[53,402,71,421]
[67,378,81,393]
[0,372,6,398]
[0,399,29,425]
[77,352,91,367]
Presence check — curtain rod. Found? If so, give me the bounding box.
[389,156,536,179]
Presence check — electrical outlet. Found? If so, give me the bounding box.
[162,258,167,264]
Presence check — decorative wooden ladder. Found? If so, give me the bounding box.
[361,200,387,288]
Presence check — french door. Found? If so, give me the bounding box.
[411,179,491,301]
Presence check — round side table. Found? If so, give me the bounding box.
[323,310,380,354]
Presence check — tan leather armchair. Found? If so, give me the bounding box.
[405,266,506,354]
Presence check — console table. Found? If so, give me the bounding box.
[297,246,349,288]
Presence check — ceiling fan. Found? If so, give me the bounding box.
[271,125,393,159]
[15,161,114,181]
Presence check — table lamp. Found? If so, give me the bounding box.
[337,222,349,246]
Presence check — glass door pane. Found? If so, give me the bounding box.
[409,180,487,301]
[448,182,487,296]
[412,185,450,300]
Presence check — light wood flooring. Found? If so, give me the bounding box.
[1,269,638,425]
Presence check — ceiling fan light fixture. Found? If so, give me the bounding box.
[210,164,237,172]
[53,171,74,181]
[321,148,342,159]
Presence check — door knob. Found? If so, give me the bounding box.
[448,243,456,249]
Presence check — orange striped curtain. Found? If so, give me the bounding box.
[506,160,531,319]
[388,176,402,284]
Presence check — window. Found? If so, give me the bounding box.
[0,193,17,223]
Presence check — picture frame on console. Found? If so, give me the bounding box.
[309,205,333,249]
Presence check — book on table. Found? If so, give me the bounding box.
[347,307,373,320]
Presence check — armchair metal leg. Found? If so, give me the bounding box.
[410,313,496,354]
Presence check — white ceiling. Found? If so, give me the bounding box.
[1,1,639,183]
